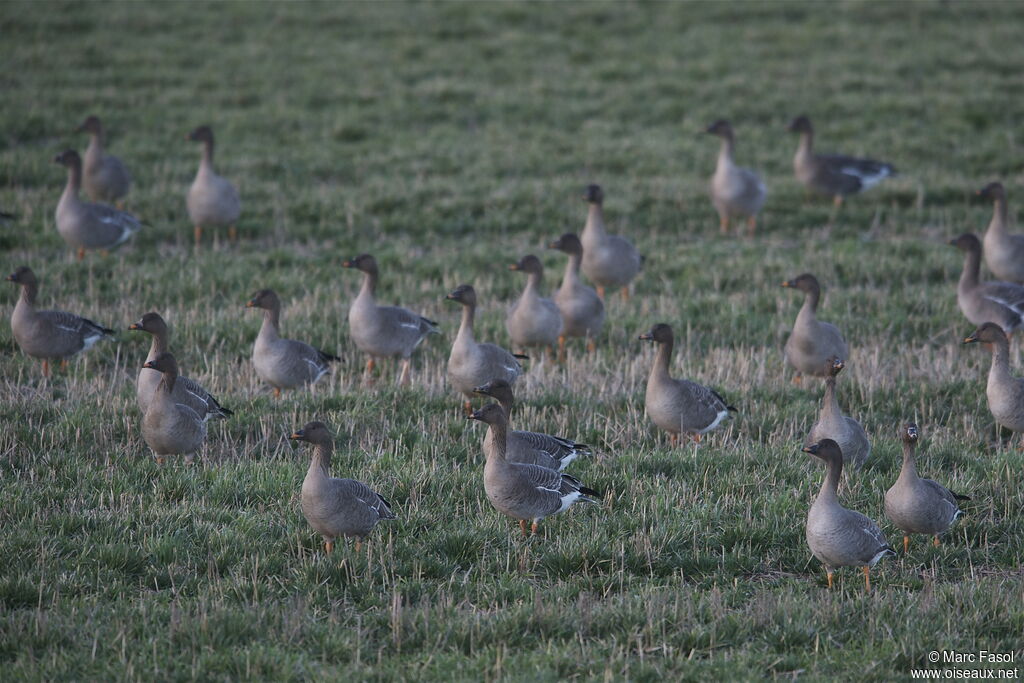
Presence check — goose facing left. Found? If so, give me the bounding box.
[949,233,1024,337]
[186,125,241,245]
[706,119,767,236]
[76,115,131,207]
[141,352,207,465]
[54,149,141,260]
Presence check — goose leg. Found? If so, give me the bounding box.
[273,388,281,399]
[596,285,605,301]
[519,519,528,537]
[42,359,49,377]
[621,288,630,303]
[530,521,539,535]
[689,433,703,445]
[60,359,68,371]
[155,456,165,465]
[669,433,679,447]
[746,215,757,237]
[355,540,362,553]
[228,225,238,242]
[365,358,376,385]
[792,373,803,386]
[557,335,566,363]
[586,338,596,354]
[324,540,334,554]
[933,536,941,548]
[76,247,85,261]
[463,400,473,416]
[862,566,871,592]
[398,359,411,386]
[719,216,730,235]
[826,570,833,589]
[903,535,910,553]
[193,225,202,246]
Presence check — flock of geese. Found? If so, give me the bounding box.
[6,113,1022,591]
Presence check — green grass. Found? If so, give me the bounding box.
[2,1,1024,680]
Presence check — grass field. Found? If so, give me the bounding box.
[2,1,1024,680]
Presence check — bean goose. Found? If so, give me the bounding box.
[979,182,1024,284]
[949,233,1024,337]
[506,254,563,354]
[805,357,870,469]
[246,289,339,397]
[782,273,849,382]
[885,423,969,552]
[580,184,642,301]
[473,379,590,471]
[76,115,131,206]
[6,266,114,376]
[445,284,524,414]
[141,352,207,465]
[128,312,232,419]
[54,150,141,260]
[787,115,895,207]
[186,125,241,245]
[291,421,395,553]
[963,323,1024,436]
[803,439,894,591]
[468,403,599,537]
[548,233,604,357]
[639,323,735,446]
[706,119,767,236]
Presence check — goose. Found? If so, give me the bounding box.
[706,119,767,236]
[949,233,1024,337]
[128,312,232,419]
[805,357,870,469]
[141,352,207,465]
[979,182,1024,284]
[803,439,894,591]
[76,115,131,207]
[445,284,524,414]
[468,403,599,536]
[291,421,395,553]
[506,254,563,355]
[342,253,439,385]
[884,423,969,552]
[963,323,1024,436]
[6,266,114,376]
[548,233,605,357]
[782,273,849,383]
[787,115,895,207]
[54,150,141,260]
[639,323,735,446]
[580,184,642,301]
[473,379,591,471]
[186,125,241,245]
[246,289,339,397]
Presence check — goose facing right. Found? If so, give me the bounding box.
[141,352,207,465]
[76,115,131,207]
[54,150,141,260]
[548,232,605,357]
[186,125,241,245]
[963,322,1024,435]
[706,119,767,236]
[580,184,642,301]
[805,357,870,469]
[979,182,1024,284]
[949,233,1024,337]
[782,273,849,382]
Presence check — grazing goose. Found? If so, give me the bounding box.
[128,312,232,419]
[548,233,605,357]
[788,115,895,207]
[949,233,1024,337]
[979,182,1024,284]
[54,150,141,260]
[141,352,207,465]
[963,323,1024,436]
[580,184,642,301]
[782,273,849,383]
[246,289,339,397]
[186,125,241,245]
[706,119,767,236]
[639,323,735,446]
[342,253,439,385]
[884,423,969,553]
[805,357,870,469]
[473,379,590,471]
[803,439,894,591]
[469,403,599,537]
[76,115,131,207]
[291,421,395,553]
[445,284,524,414]
[506,254,563,355]
[6,266,114,376]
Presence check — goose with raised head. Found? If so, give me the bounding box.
[979,182,1024,284]
[782,273,849,383]
[963,322,1024,436]
[54,149,141,260]
[548,233,604,358]
[706,119,767,236]
[76,115,131,207]
[186,125,241,245]
[805,357,869,469]
[141,352,207,465]
[506,254,562,356]
[949,233,1024,337]
[580,184,642,301]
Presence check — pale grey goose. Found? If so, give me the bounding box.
[706,119,767,236]
[580,184,642,301]
[963,322,1024,436]
[805,357,870,469]
[548,233,605,358]
[979,182,1024,284]
[782,273,849,383]
[54,149,141,260]
[76,115,131,207]
[141,352,207,465]
[506,254,562,355]
[949,233,1024,337]
[186,125,241,245]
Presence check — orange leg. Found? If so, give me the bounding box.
[324,540,334,554]
[903,535,910,554]
[355,540,362,553]
[669,433,679,447]
[719,215,730,235]
[596,285,606,301]
[933,536,941,548]
[273,387,281,399]
[60,359,68,371]
[833,195,844,208]
[463,400,473,416]
[689,433,703,444]
[530,521,539,535]
[621,288,629,303]
[42,359,49,377]
[557,335,567,363]
[519,519,528,537]
[194,225,202,246]
[862,566,871,592]
[76,247,85,261]
[398,359,411,386]
[826,571,834,589]
[364,358,376,385]
[792,373,803,386]
[586,338,596,354]
[228,225,238,242]
[155,456,166,465]
[746,215,757,237]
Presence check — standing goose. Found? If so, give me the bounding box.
[885,423,969,553]
[342,253,439,385]
[473,379,591,471]
[803,439,894,591]
[949,233,1024,337]
[979,183,1024,284]
[445,284,524,414]
[580,184,642,301]
[128,312,232,419]
[963,323,1024,437]
[76,115,131,207]
[6,266,114,376]
[706,119,767,236]
[141,352,207,465]
[548,233,604,358]
[639,323,735,446]
[246,289,340,397]
[506,254,563,355]
[54,150,141,260]
[468,403,599,537]
[186,125,241,245]
[782,273,849,383]
[291,421,395,554]
[805,357,870,469]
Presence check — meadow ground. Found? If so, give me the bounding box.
[1,1,1023,680]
